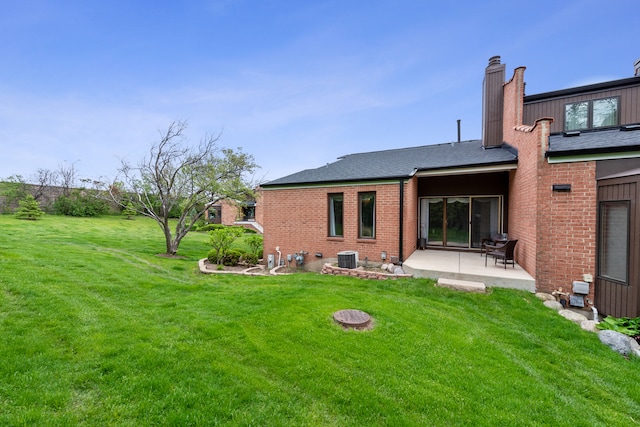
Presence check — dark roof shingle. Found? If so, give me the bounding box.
[547,126,640,157]
[263,140,517,186]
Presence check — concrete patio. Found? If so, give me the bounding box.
[403,249,536,292]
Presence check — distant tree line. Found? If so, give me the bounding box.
[0,162,116,217]
[2,120,258,255]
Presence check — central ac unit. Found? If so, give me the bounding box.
[337,251,358,269]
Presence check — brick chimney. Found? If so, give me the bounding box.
[482,56,506,148]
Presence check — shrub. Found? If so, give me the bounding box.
[15,194,44,220]
[121,202,137,220]
[223,249,242,266]
[207,226,243,264]
[54,190,110,217]
[207,249,221,264]
[245,234,264,255]
[193,217,207,230]
[198,223,225,233]
[241,252,259,266]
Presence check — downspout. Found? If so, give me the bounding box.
[399,178,404,263]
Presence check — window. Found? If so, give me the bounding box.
[565,101,588,131]
[241,203,255,221]
[565,97,618,131]
[328,193,343,237]
[358,192,376,239]
[598,201,629,283]
[593,98,618,127]
[208,205,222,224]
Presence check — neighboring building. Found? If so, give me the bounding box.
[261,56,640,317]
[205,193,264,233]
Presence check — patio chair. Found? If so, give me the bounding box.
[485,239,518,269]
[480,234,504,256]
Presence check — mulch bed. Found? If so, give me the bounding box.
[203,260,249,272]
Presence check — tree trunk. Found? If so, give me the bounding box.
[163,224,177,255]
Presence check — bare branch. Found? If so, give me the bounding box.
[109,120,257,255]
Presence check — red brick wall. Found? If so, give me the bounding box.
[219,199,240,225]
[536,162,597,293]
[262,180,416,270]
[254,189,264,228]
[503,67,540,278]
[503,66,597,295]
[403,177,418,259]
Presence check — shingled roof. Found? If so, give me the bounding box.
[263,139,518,186]
[547,125,640,158]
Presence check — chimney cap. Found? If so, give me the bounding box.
[634,58,640,76]
[488,56,501,67]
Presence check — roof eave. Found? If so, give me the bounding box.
[413,160,518,177]
[546,144,640,159]
[261,174,413,189]
[524,76,640,103]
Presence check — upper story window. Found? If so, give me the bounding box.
[565,97,619,131]
[328,193,343,237]
[358,192,376,239]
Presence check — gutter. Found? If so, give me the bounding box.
[524,76,640,103]
[261,175,412,190]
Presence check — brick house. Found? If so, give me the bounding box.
[261,56,640,317]
[205,194,264,233]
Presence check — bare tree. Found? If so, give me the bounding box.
[30,168,59,202]
[57,162,78,196]
[110,120,257,255]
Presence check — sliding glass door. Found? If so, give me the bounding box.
[471,197,500,248]
[420,196,501,249]
[447,198,470,247]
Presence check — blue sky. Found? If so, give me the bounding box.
[1,0,638,184]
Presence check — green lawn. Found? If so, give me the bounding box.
[0,215,639,426]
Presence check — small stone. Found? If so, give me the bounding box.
[381,263,389,271]
[393,267,404,275]
[543,300,563,310]
[580,320,598,332]
[387,263,395,273]
[558,309,588,324]
[535,292,556,301]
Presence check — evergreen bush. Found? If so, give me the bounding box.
[15,194,44,220]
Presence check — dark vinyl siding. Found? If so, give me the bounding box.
[524,85,640,133]
[482,64,505,148]
[596,175,639,317]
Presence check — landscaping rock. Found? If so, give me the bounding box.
[598,330,636,356]
[393,266,405,275]
[580,320,599,333]
[631,339,640,358]
[535,292,556,302]
[543,300,563,310]
[558,309,588,324]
